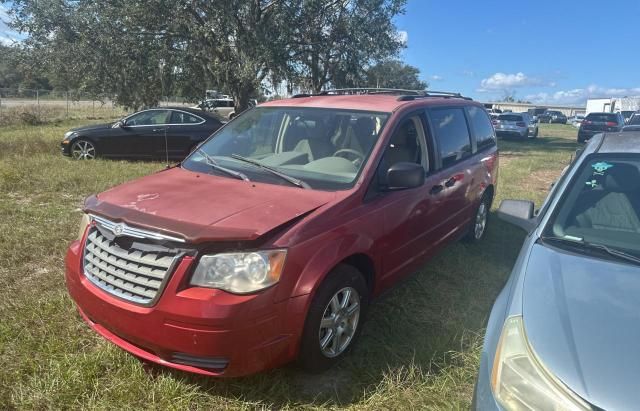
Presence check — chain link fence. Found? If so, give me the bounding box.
[0,88,192,126]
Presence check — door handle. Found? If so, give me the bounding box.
[430,184,444,195]
[445,177,457,188]
[153,127,167,132]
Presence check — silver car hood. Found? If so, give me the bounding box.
[522,243,640,411]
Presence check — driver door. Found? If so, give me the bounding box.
[121,109,171,158]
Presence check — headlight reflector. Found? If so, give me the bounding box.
[491,316,591,411]
[191,250,286,294]
[77,213,91,241]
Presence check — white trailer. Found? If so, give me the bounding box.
[586,97,640,115]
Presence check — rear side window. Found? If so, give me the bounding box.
[430,108,472,168]
[467,106,496,150]
[170,111,203,124]
[586,113,618,122]
[629,114,640,125]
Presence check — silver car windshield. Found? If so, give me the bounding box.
[182,107,389,190]
[544,155,640,256]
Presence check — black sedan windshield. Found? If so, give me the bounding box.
[182,107,389,190]
[544,155,640,256]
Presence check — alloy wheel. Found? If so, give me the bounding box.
[474,201,488,240]
[71,140,96,160]
[319,286,360,358]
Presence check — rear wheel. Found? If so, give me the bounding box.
[71,139,96,160]
[298,265,369,372]
[464,194,490,243]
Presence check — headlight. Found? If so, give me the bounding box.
[64,131,75,139]
[491,316,591,410]
[77,213,91,241]
[190,250,286,294]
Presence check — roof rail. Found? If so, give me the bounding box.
[292,88,427,98]
[397,90,473,101]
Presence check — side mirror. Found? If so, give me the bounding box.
[386,162,425,190]
[497,199,537,232]
[113,120,126,129]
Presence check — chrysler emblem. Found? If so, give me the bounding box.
[113,223,125,236]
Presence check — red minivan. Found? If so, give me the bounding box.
[65,90,498,377]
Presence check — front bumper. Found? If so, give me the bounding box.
[60,140,71,156]
[64,239,305,377]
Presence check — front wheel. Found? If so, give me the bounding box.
[70,139,97,160]
[298,265,369,373]
[464,195,490,243]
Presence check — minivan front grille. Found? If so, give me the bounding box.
[82,227,179,305]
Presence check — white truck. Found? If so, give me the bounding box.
[586,97,640,116]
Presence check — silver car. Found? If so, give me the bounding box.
[474,131,640,410]
[494,112,538,139]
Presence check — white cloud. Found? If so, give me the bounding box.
[430,75,443,81]
[396,30,408,45]
[0,4,19,45]
[478,72,547,91]
[525,85,640,105]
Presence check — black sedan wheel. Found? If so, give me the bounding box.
[71,139,96,160]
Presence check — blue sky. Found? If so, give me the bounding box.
[396,0,640,105]
[3,1,639,105]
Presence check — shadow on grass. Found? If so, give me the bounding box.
[498,135,579,156]
[142,215,527,407]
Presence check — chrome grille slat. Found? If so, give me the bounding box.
[84,254,162,289]
[82,224,179,305]
[87,231,173,269]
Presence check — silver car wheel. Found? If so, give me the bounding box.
[71,140,96,160]
[319,286,360,358]
[474,201,488,239]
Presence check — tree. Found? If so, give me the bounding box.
[4,0,408,109]
[287,0,406,92]
[364,59,427,90]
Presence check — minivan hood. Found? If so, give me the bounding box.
[522,243,640,411]
[84,167,336,243]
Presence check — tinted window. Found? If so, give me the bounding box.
[170,111,202,124]
[498,114,523,122]
[629,114,640,125]
[126,110,170,126]
[430,108,472,168]
[585,113,618,122]
[467,106,496,150]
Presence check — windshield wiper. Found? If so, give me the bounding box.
[196,149,249,182]
[541,235,640,265]
[230,154,310,189]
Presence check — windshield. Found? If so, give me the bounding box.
[182,106,389,190]
[543,155,640,257]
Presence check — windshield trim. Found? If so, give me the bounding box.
[180,106,392,192]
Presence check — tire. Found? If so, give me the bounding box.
[464,194,491,243]
[70,138,97,160]
[298,264,369,373]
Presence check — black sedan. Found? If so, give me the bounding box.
[60,107,224,160]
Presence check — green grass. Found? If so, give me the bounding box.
[0,120,580,410]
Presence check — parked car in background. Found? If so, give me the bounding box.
[494,112,537,138]
[538,110,567,124]
[622,112,640,132]
[196,97,237,119]
[578,111,625,142]
[568,114,585,127]
[60,107,224,160]
[621,110,635,124]
[64,89,498,377]
[527,107,548,122]
[474,131,640,411]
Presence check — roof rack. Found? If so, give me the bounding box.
[397,90,473,101]
[292,88,472,101]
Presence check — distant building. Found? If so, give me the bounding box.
[483,102,584,117]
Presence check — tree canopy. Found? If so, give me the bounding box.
[3,0,414,110]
